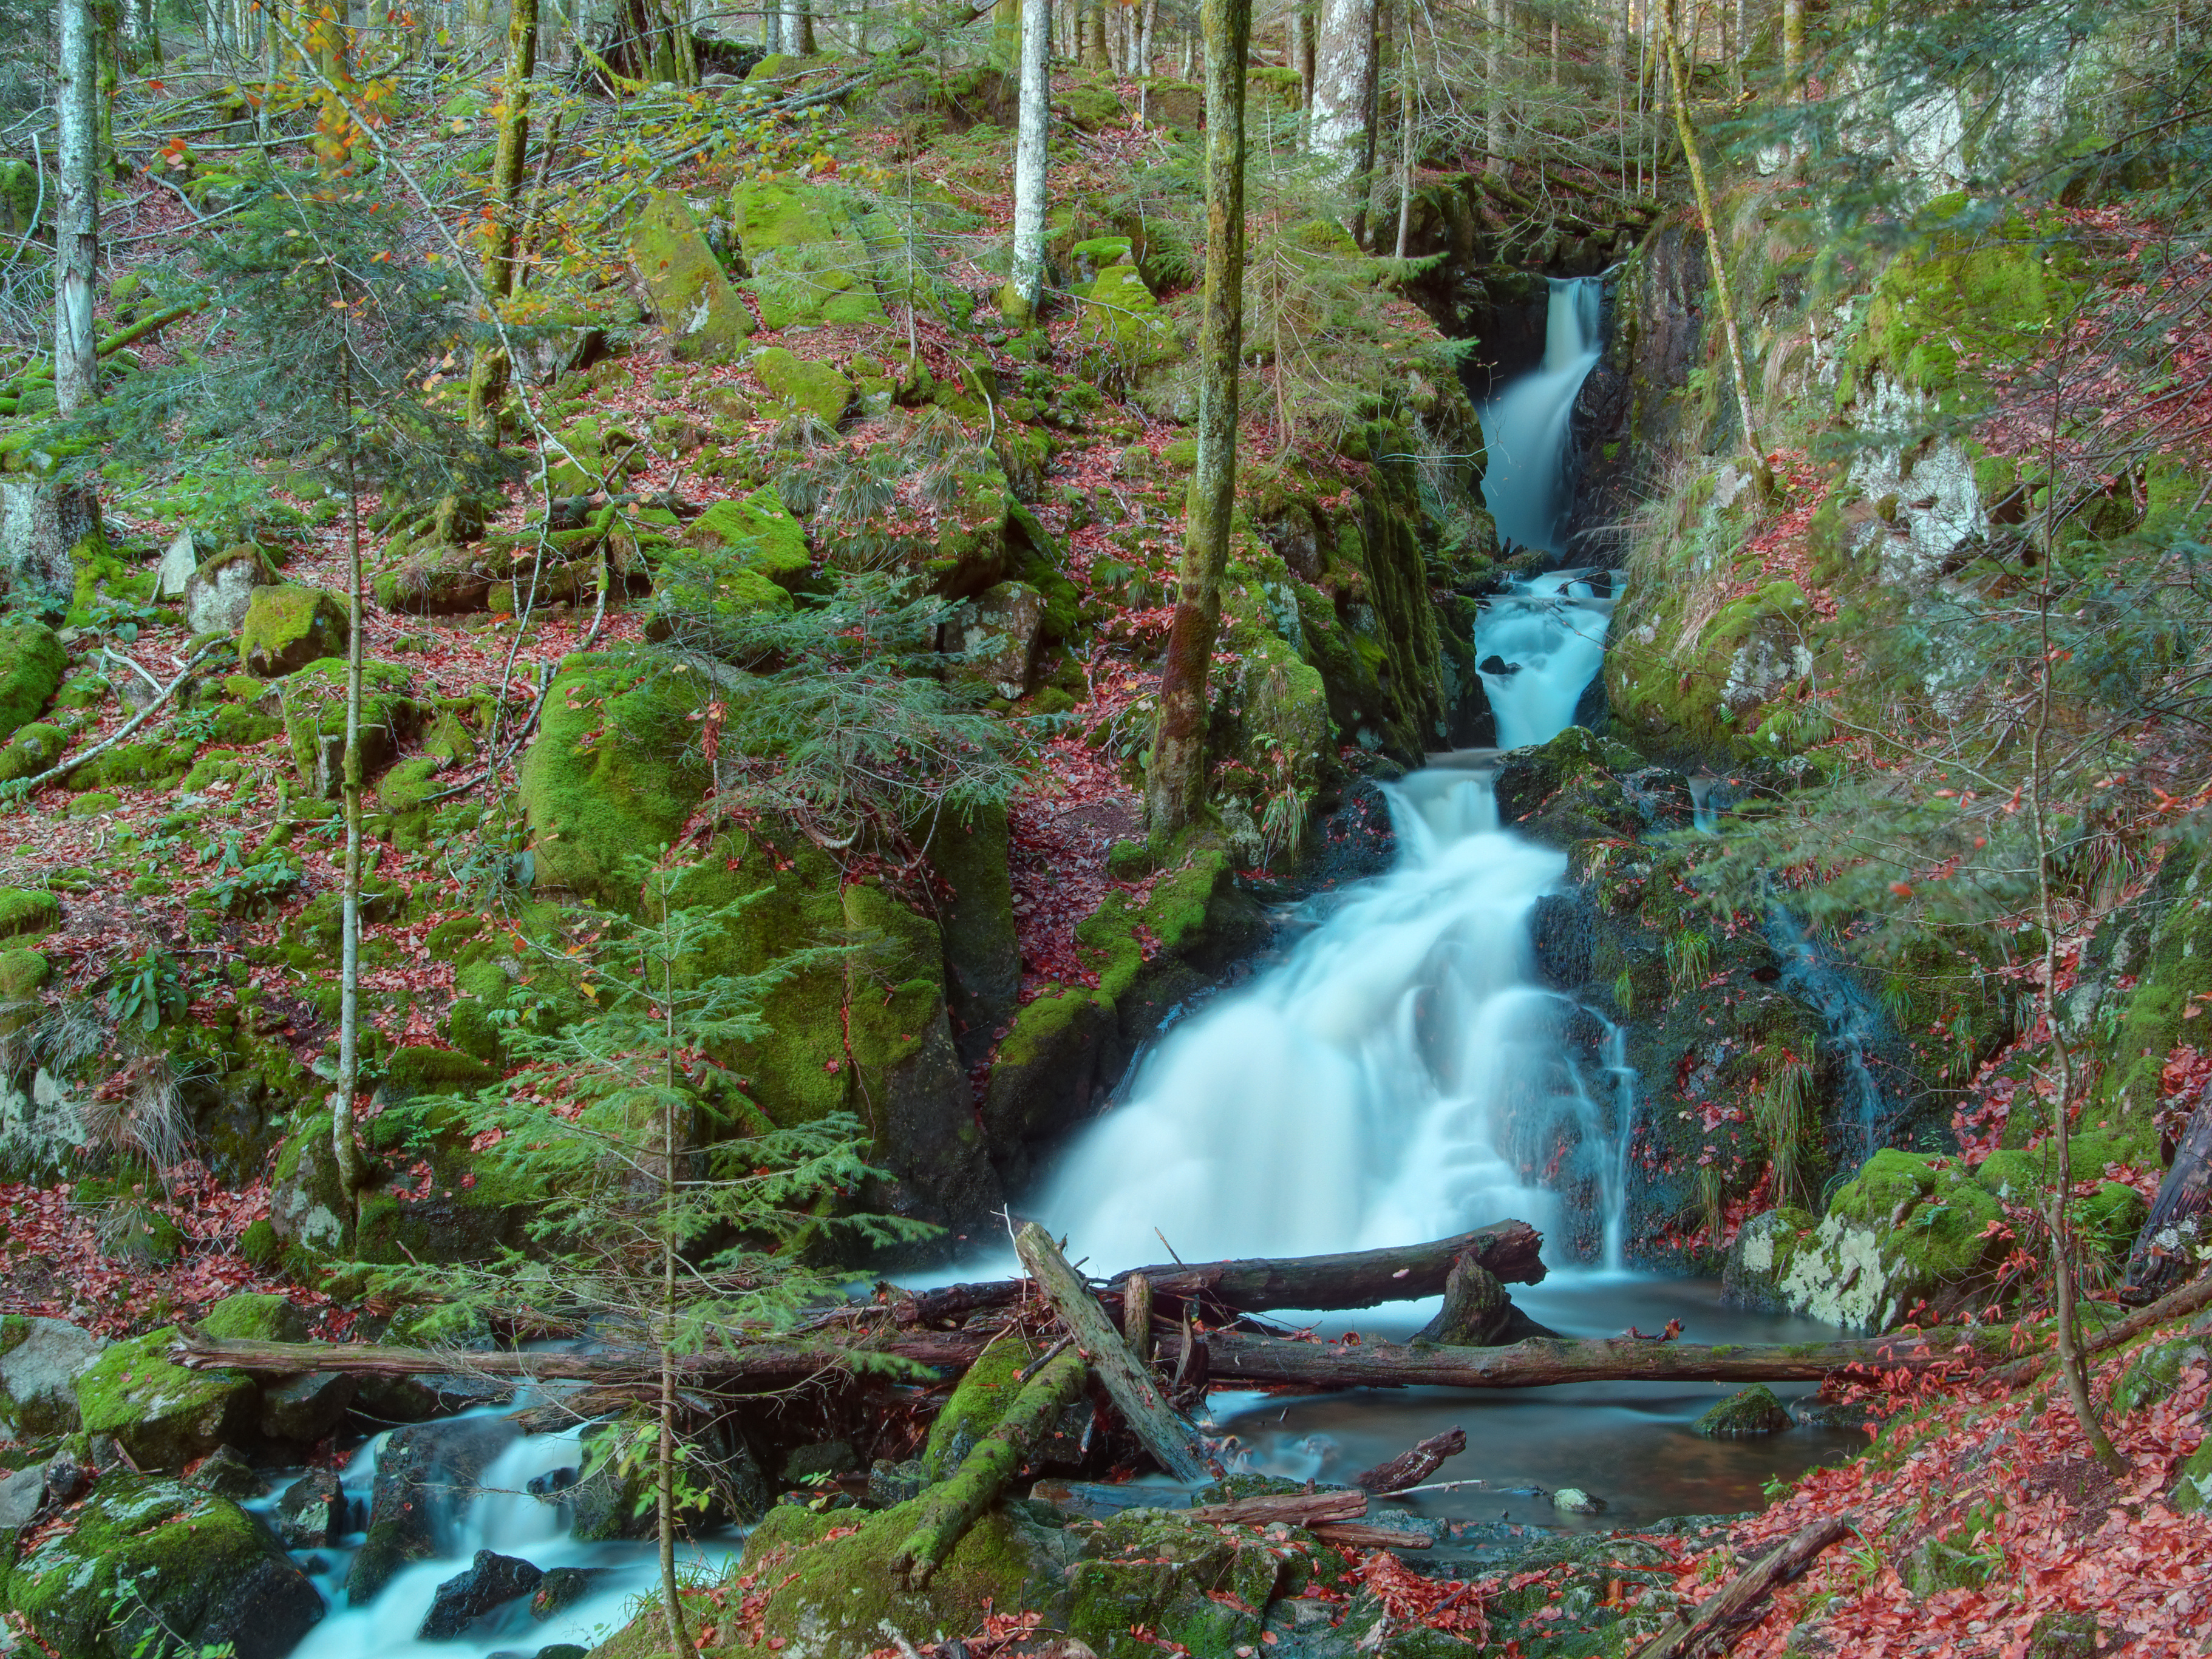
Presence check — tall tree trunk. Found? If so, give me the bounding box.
[1138,0,1155,73]
[56,0,99,418]
[1392,0,1414,257]
[1003,0,1051,322]
[331,361,368,1224]
[656,945,692,1655]
[1308,0,1371,185]
[1083,0,1106,68]
[1145,0,1250,836]
[1780,0,1802,96]
[1363,0,1392,236]
[1660,2,1768,497]
[1483,0,1505,174]
[797,1,815,53]
[466,0,539,435]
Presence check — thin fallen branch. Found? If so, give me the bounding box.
[1353,1427,1466,1493]
[1630,1516,1856,1658]
[1,640,230,799]
[1995,1267,2212,1388]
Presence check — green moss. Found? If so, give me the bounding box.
[1081,262,1171,367]
[240,1216,282,1269]
[1852,201,2077,399]
[0,887,57,938]
[681,486,814,590]
[2173,1440,2212,1512]
[199,1291,308,1343]
[1065,1507,1292,1659]
[0,721,69,783]
[1693,1383,1792,1439]
[239,585,350,678]
[0,946,48,999]
[516,651,711,908]
[922,1331,1038,1479]
[751,346,853,424]
[383,1044,495,1100]
[729,179,890,329]
[73,1326,258,1470]
[627,188,755,362]
[0,620,66,743]
[2109,1335,2202,1416]
[1828,1151,2005,1283]
[66,735,199,791]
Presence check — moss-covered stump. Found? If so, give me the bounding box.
[239,584,350,678]
[1767,1150,2008,1331]
[74,1326,259,1471]
[592,1499,1083,1658]
[0,1313,107,1437]
[517,651,713,906]
[628,189,755,362]
[1695,1383,1794,1439]
[0,1474,322,1659]
[728,178,890,330]
[0,619,64,743]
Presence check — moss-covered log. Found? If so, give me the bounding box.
[889,1344,1088,1589]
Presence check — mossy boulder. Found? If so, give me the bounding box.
[0,619,64,743]
[239,585,350,678]
[728,178,889,329]
[199,1292,312,1345]
[0,1474,322,1659]
[0,720,69,784]
[184,543,278,635]
[1720,1207,1818,1313]
[1695,1383,1794,1439]
[652,484,817,628]
[1771,1150,2007,1331]
[752,345,853,424]
[0,885,58,939]
[517,651,712,907]
[74,1326,259,1471]
[680,485,814,588]
[0,1314,107,1437]
[1064,1507,1313,1659]
[274,656,419,795]
[266,1108,353,1258]
[588,1498,1084,1659]
[627,188,755,362]
[1080,259,1171,368]
[1492,724,1646,847]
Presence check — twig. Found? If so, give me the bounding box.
[0,642,228,800]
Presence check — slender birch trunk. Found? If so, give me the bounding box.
[1145,0,1250,835]
[1782,0,1802,95]
[1308,0,1372,186]
[1483,0,1504,174]
[1392,0,1414,258]
[56,0,99,418]
[1003,0,1051,322]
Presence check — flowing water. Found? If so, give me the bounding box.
[276,278,1848,1655]
[1477,276,1605,557]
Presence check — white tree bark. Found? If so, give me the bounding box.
[1308,0,1372,185]
[1005,0,1051,322]
[1138,0,1155,73]
[1483,0,1505,175]
[56,0,98,418]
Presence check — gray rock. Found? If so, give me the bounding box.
[868,1456,927,1508]
[0,1462,45,1527]
[1550,1487,1607,1514]
[42,1447,86,1501]
[418,1549,543,1639]
[186,1444,268,1501]
[0,1313,109,1437]
[259,1369,356,1444]
[156,528,198,600]
[346,1415,520,1604]
[184,543,277,635]
[945,581,1047,698]
[274,1470,344,1548]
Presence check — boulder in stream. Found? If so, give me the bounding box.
[418,1547,545,1639]
[274,1468,345,1547]
[347,1413,520,1603]
[1694,1384,1794,1440]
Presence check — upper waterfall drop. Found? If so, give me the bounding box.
[1478,277,1604,556]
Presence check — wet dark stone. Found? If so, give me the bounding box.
[346,1415,520,1604]
[274,1470,344,1548]
[1479,654,1517,676]
[528,1566,601,1620]
[525,1466,578,1496]
[1529,891,1594,989]
[418,1548,545,1639]
[186,1444,268,1502]
[42,1448,87,1502]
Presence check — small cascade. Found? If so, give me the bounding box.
[1478,277,1605,556]
[1475,569,1616,751]
[1761,904,1899,1158]
[1037,583,1627,1274]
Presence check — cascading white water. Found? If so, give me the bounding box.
[1475,570,1616,751]
[1039,580,1625,1275]
[1477,277,1604,556]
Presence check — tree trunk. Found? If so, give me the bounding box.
[896,1220,1547,1326]
[798,1,815,53]
[1015,1223,1213,1482]
[1138,0,1155,73]
[1083,0,1106,67]
[1392,0,1414,258]
[1483,0,1505,174]
[332,377,369,1222]
[56,0,99,417]
[1780,0,1802,96]
[890,1345,1088,1587]
[1308,0,1370,181]
[466,0,539,434]
[1002,0,1051,322]
[1661,7,1769,497]
[1631,1518,1854,1659]
[2124,1093,2212,1299]
[1144,0,1251,837]
[1352,1426,1465,1493]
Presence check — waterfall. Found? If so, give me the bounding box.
[1477,277,1604,556]
[1475,569,1615,751]
[1038,585,1625,1274]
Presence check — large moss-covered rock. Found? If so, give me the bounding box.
[73,1326,259,1471]
[751,346,852,424]
[0,619,64,743]
[652,484,816,629]
[267,1108,352,1258]
[1492,725,1647,848]
[274,656,419,795]
[517,651,712,907]
[0,1474,322,1659]
[184,543,277,634]
[239,585,350,678]
[199,1292,311,1344]
[728,179,890,329]
[628,189,755,362]
[681,486,812,588]
[0,885,58,939]
[1770,1150,2008,1331]
[1720,1207,1818,1312]
[0,1314,107,1437]
[1695,1383,1793,1439]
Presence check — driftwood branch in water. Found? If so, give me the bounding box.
[1015,1221,1214,1482]
[890,1345,1089,1589]
[1630,1516,1856,1658]
[1353,1427,1466,1493]
[1183,1489,1367,1527]
[893,1220,1546,1328]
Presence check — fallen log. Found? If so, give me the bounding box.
[1168,1326,2007,1391]
[1353,1427,1466,1493]
[894,1221,1546,1328]
[1994,1266,2212,1389]
[1312,1522,1435,1551]
[1183,1489,1367,1528]
[1016,1223,1214,1484]
[1630,1516,1856,1658]
[890,1344,1089,1589]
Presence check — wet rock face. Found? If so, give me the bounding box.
[418,1548,546,1640]
[346,1414,522,1604]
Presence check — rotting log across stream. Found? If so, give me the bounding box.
[171,1220,2019,1399]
